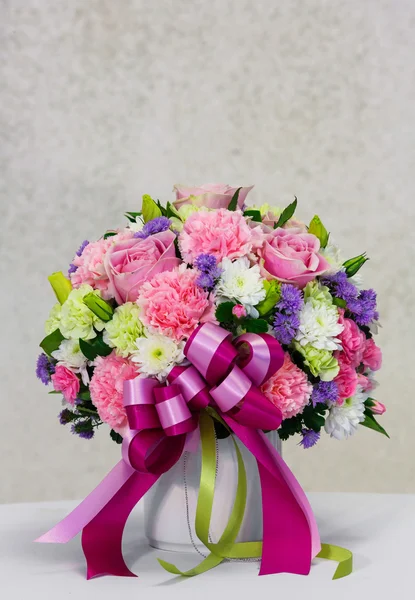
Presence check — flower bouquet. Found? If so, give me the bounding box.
[36,183,387,580]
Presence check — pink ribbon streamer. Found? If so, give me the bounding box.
[36,322,320,578]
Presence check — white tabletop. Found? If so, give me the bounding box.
[1,493,413,599]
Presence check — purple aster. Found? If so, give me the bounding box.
[348,288,378,326]
[194,254,217,273]
[321,271,358,304]
[59,409,76,425]
[299,429,320,449]
[275,284,303,314]
[273,311,300,345]
[71,422,95,440]
[196,272,215,289]
[36,353,55,385]
[134,216,171,239]
[311,380,339,406]
[68,239,89,276]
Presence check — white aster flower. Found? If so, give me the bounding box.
[320,240,344,274]
[51,339,90,385]
[216,257,266,314]
[324,387,367,440]
[295,298,344,351]
[59,284,106,341]
[103,302,144,357]
[45,303,62,335]
[131,333,185,380]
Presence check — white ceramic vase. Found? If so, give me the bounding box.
[144,431,281,552]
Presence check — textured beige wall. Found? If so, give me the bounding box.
[1,0,414,503]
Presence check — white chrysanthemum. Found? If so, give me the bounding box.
[324,388,367,440]
[45,303,62,335]
[131,333,185,380]
[320,240,344,274]
[216,257,266,314]
[52,339,90,385]
[103,302,144,357]
[295,298,343,351]
[128,216,145,232]
[59,284,106,341]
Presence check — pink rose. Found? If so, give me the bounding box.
[51,365,80,404]
[337,310,366,368]
[173,183,253,211]
[362,338,382,371]
[104,230,180,303]
[259,227,330,288]
[334,354,358,402]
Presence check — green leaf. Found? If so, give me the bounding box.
[124,211,142,223]
[40,328,65,356]
[343,253,369,277]
[110,429,123,444]
[227,187,242,211]
[243,209,262,222]
[274,197,298,228]
[308,215,329,248]
[361,412,390,438]
[83,292,114,322]
[48,390,61,395]
[215,301,236,323]
[165,202,179,218]
[79,337,113,361]
[302,405,325,430]
[142,194,162,222]
[103,231,117,239]
[243,319,268,333]
[77,390,91,401]
[48,272,72,304]
[333,297,347,308]
[256,280,281,316]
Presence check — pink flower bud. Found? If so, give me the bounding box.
[232,304,247,319]
[371,400,386,415]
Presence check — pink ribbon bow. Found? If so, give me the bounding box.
[36,323,320,578]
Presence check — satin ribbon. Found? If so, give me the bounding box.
[36,322,351,579]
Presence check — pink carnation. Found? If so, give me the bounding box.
[89,352,138,434]
[51,365,80,405]
[362,338,382,371]
[334,353,358,403]
[261,353,312,419]
[137,265,216,341]
[337,310,366,368]
[179,209,254,263]
[232,304,247,319]
[70,230,134,298]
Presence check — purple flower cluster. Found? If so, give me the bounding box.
[59,408,75,425]
[36,353,55,385]
[299,429,320,449]
[71,421,95,440]
[273,284,303,345]
[322,272,378,326]
[195,253,222,289]
[311,380,339,406]
[68,240,89,275]
[134,216,171,239]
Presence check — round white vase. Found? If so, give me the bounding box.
[144,431,281,553]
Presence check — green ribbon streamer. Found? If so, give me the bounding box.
[48,271,72,304]
[158,411,353,580]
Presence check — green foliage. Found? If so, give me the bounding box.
[110,429,123,444]
[103,231,117,239]
[215,301,236,323]
[278,415,303,441]
[83,292,114,322]
[274,197,298,228]
[227,187,242,211]
[256,280,281,316]
[142,194,162,222]
[333,297,347,308]
[308,215,329,248]
[343,253,369,277]
[243,209,262,222]
[79,335,113,361]
[40,328,65,356]
[243,318,268,333]
[302,403,327,431]
[361,407,390,438]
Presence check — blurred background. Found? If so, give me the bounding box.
[1,0,414,503]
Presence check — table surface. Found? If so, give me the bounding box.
[0,492,413,599]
